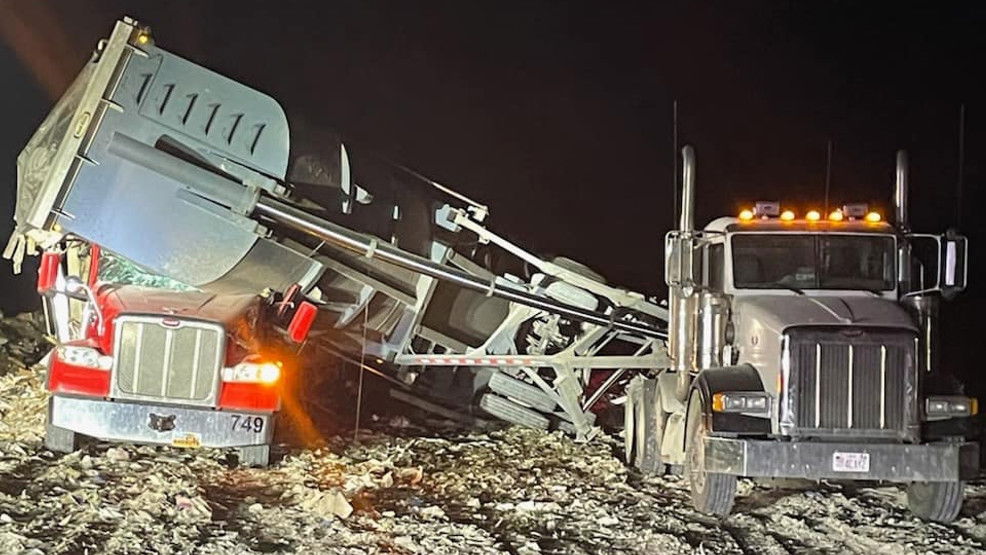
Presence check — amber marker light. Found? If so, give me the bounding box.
[738,209,754,221]
[865,211,881,223]
[828,209,844,222]
[805,210,821,222]
[780,210,795,221]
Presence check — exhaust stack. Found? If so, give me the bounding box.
[895,150,909,231]
[680,145,696,232]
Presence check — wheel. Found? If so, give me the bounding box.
[907,481,964,523]
[44,424,79,454]
[624,380,638,464]
[624,376,667,473]
[238,444,272,467]
[685,393,736,517]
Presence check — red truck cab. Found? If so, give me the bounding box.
[40,244,315,466]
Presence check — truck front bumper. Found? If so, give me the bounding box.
[704,436,979,482]
[49,395,273,449]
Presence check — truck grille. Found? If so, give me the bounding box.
[783,327,917,437]
[112,316,223,404]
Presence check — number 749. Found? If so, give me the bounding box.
[231,414,264,433]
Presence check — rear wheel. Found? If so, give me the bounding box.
[907,481,964,523]
[685,393,736,517]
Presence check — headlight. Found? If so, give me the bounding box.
[55,346,112,370]
[222,361,281,385]
[925,396,978,420]
[712,391,771,416]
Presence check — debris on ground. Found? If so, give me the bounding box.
[1,312,985,553]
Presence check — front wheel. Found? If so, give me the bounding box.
[907,481,964,523]
[685,393,736,517]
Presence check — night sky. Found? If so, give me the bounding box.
[1,1,984,391]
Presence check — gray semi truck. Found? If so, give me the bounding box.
[624,147,975,521]
[7,17,976,522]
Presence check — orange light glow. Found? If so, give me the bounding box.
[828,210,844,222]
[258,362,282,384]
[805,210,821,222]
[738,209,754,221]
[780,210,795,221]
[865,211,881,223]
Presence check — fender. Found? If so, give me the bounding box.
[688,364,771,436]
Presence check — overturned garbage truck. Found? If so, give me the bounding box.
[7,17,976,521]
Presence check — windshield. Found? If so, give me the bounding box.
[731,234,896,291]
[98,250,196,291]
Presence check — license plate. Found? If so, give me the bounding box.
[832,451,870,472]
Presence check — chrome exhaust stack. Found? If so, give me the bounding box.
[680,145,696,232]
[669,145,699,399]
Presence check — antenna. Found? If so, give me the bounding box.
[956,103,966,227]
[672,100,679,225]
[824,139,833,213]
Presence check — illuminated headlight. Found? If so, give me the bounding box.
[712,392,771,415]
[925,396,978,420]
[222,361,282,385]
[56,346,112,370]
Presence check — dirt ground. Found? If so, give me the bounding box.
[1,314,986,554]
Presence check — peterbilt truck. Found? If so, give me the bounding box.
[37,242,317,466]
[6,17,975,523]
[623,146,975,521]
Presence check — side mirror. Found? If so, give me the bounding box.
[37,251,62,293]
[940,231,967,300]
[665,232,702,290]
[903,231,968,300]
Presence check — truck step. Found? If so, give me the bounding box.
[479,393,550,430]
[488,372,557,412]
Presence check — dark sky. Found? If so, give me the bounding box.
[1,1,984,384]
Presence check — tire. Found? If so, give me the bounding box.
[624,380,638,464]
[907,481,964,523]
[624,376,667,474]
[238,444,272,467]
[44,424,79,454]
[685,393,737,517]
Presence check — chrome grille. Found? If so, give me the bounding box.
[113,316,223,404]
[785,327,916,437]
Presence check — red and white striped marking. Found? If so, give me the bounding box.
[414,356,536,366]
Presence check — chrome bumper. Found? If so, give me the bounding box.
[704,436,979,482]
[49,395,273,449]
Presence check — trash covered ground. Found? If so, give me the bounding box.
[1,314,986,553]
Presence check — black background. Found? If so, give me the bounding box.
[1,1,984,395]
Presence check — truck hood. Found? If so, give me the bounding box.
[96,284,260,326]
[732,295,917,335]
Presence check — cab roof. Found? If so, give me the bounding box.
[703,216,896,234]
